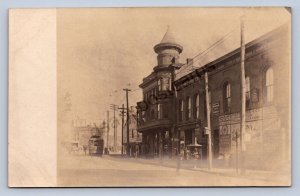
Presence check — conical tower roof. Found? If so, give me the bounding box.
[160,26,177,44]
[154,26,183,54]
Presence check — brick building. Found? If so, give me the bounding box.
[137,24,290,170]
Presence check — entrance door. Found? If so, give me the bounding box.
[185,130,193,145]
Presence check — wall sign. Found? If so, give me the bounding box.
[212,102,220,116]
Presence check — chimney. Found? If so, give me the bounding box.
[187,58,193,65]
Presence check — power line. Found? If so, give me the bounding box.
[176,25,239,76]
[118,95,126,106]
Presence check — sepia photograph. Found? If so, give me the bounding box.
[8,7,291,187]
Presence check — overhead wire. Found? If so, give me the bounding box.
[175,25,239,76]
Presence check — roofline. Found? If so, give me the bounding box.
[174,23,289,84]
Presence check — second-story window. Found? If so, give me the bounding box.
[245,76,251,108]
[179,100,184,121]
[266,68,274,102]
[187,97,191,120]
[194,94,200,119]
[157,104,162,119]
[245,76,250,99]
[223,82,231,114]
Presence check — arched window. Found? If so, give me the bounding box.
[194,94,200,119]
[223,82,231,113]
[266,68,274,102]
[187,97,191,120]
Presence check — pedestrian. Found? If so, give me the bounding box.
[83,145,87,156]
[176,148,182,173]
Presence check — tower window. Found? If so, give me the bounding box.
[158,79,162,91]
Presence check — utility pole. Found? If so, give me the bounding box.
[118,104,126,155]
[240,16,246,174]
[205,71,213,170]
[110,104,118,152]
[106,111,109,149]
[123,88,131,156]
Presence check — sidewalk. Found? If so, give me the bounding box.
[107,155,290,182]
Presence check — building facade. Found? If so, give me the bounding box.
[123,108,142,157]
[136,28,182,158]
[137,24,290,170]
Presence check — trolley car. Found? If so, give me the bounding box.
[88,135,104,156]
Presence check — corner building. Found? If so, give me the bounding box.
[137,24,290,170]
[136,28,182,158]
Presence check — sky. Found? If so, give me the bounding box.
[57,7,290,132]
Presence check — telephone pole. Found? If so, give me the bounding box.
[205,71,213,170]
[240,16,246,174]
[110,104,118,152]
[118,104,126,155]
[123,88,131,156]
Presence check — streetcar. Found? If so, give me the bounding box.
[88,135,104,156]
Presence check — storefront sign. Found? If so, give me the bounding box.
[219,108,265,154]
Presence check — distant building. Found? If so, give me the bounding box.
[72,121,104,153]
[123,107,142,157]
[136,24,290,170]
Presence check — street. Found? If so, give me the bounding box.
[58,155,289,187]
